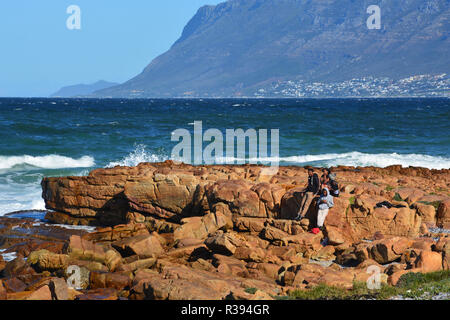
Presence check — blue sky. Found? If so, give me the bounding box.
[0,0,224,97]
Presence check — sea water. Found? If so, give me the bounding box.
[0,97,449,215]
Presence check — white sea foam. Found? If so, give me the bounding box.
[0,182,47,216]
[107,144,168,167]
[43,223,97,232]
[216,152,450,169]
[0,154,94,216]
[0,154,95,170]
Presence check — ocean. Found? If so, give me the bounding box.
[0,97,449,216]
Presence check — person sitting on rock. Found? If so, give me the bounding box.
[320,168,331,185]
[328,173,340,197]
[320,169,330,191]
[320,168,340,197]
[316,187,334,231]
[295,168,320,221]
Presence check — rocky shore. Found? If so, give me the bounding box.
[1,161,449,300]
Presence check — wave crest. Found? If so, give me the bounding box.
[280,152,450,169]
[107,144,168,168]
[0,154,95,170]
[215,152,450,169]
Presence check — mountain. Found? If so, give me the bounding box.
[51,80,119,97]
[95,0,450,98]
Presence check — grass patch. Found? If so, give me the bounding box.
[385,185,395,192]
[289,282,398,300]
[349,196,356,205]
[288,270,450,300]
[417,200,441,210]
[393,193,403,202]
[396,271,450,299]
[244,287,258,295]
[397,270,450,288]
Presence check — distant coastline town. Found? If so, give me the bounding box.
[254,74,449,98]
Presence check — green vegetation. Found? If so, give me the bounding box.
[385,185,395,192]
[244,287,258,295]
[417,200,441,210]
[286,271,450,300]
[393,193,403,202]
[349,196,356,205]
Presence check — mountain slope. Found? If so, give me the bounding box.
[51,80,119,97]
[95,0,450,98]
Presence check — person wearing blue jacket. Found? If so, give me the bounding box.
[316,187,334,229]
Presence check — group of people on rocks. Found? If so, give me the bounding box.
[295,168,339,234]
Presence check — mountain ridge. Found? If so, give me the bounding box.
[94,0,450,98]
[51,80,119,98]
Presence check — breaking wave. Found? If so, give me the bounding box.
[217,152,450,169]
[277,152,450,169]
[0,154,95,170]
[107,144,168,168]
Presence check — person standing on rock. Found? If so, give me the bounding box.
[295,168,320,220]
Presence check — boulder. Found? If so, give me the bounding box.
[280,187,304,219]
[26,285,52,300]
[89,271,131,291]
[369,237,413,264]
[3,277,27,293]
[2,257,35,278]
[204,231,239,255]
[388,268,421,286]
[124,172,201,221]
[233,217,267,233]
[143,277,223,300]
[173,211,231,241]
[394,187,425,204]
[212,254,249,277]
[414,203,437,224]
[260,226,290,242]
[49,278,70,300]
[27,250,69,272]
[348,197,422,240]
[437,200,450,229]
[311,246,335,261]
[234,247,267,263]
[117,257,156,272]
[82,223,149,242]
[112,234,164,258]
[325,226,346,245]
[255,263,281,280]
[414,251,443,273]
[42,166,134,226]
[68,235,121,271]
